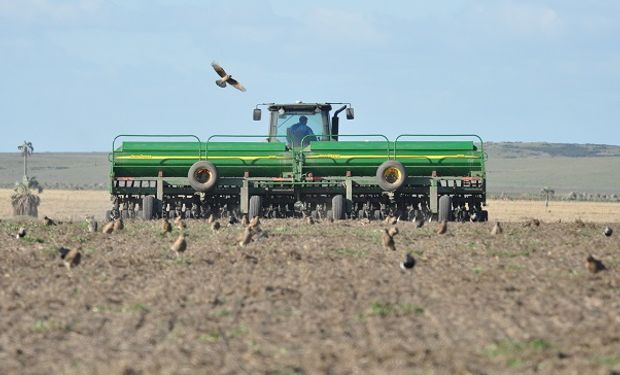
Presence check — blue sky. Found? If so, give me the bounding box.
[1,0,619,151]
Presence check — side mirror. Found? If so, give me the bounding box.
[253,108,262,121]
[346,107,354,120]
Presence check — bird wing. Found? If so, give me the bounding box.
[211,62,227,78]
[227,77,246,92]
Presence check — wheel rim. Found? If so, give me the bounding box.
[383,167,401,184]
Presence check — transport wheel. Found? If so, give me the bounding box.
[376,160,407,192]
[142,196,155,220]
[438,195,452,222]
[248,195,263,218]
[357,209,365,219]
[332,195,345,220]
[188,161,218,193]
[326,210,333,220]
[373,210,383,221]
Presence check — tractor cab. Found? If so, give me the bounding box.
[253,102,354,147]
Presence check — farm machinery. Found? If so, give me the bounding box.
[108,102,487,221]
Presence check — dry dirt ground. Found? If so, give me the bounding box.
[0,216,619,374]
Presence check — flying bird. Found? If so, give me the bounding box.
[585,254,606,274]
[59,246,82,271]
[436,220,447,235]
[211,62,246,92]
[240,214,249,226]
[228,215,239,226]
[171,233,187,256]
[382,228,396,251]
[174,216,186,230]
[15,227,26,239]
[603,226,613,237]
[400,253,416,271]
[491,221,503,235]
[384,215,398,225]
[306,216,314,225]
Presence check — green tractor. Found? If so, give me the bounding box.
[109,102,487,221]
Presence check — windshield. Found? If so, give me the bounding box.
[276,112,323,148]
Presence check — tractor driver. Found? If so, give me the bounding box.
[287,115,316,148]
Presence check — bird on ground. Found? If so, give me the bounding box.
[59,246,82,271]
[174,216,186,230]
[240,214,249,226]
[15,227,26,239]
[603,226,613,237]
[161,218,172,235]
[436,220,447,235]
[575,218,585,227]
[388,227,399,237]
[101,220,114,234]
[211,62,246,92]
[382,228,396,251]
[524,218,541,227]
[207,214,215,224]
[86,216,98,233]
[306,216,314,225]
[43,216,56,226]
[228,215,239,226]
[384,215,398,225]
[211,221,221,231]
[170,233,187,256]
[491,221,503,235]
[249,215,261,229]
[586,254,606,274]
[238,227,253,247]
[400,253,416,271]
[413,215,425,228]
[113,218,124,231]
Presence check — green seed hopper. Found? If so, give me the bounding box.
[109,102,487,221]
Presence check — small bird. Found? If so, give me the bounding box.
[306,216,314,225]
[113,218,124,231]
[238,227,253,247]
[211,61,246,92]
[382,228,396,251]
[86,216,98,233]
[524,218,541,227]
[228,215,239,226]
[413,215,425,228]
[384,215,398,225]
[174,216,186,230]
[491,221,503,235]
[211,221,221,231]
[101,220,114,234]
[43,216,56,226]
[59,246,82,271]
[170,233,187,256]
[240,214,249,226]
[161,218,172,235]
[436,220,447,235]
[207,214,215,224]
[586,254,606,274]
[15,227,26,239]
[400,253,416,271]
[603,226,613,237]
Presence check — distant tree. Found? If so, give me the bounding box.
[11,176,43,217]
[541,187,555,207]
[17,141,34,178]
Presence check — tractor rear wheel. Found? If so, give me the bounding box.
[248,195,263,219]
[332,195,345,220]
[142,196,155,220]
[376,160,407,192]
[438,195,452,222]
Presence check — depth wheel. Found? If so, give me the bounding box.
[248,195,263,219]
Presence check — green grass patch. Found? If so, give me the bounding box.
[596,356,620,368]
[366,302,424,318]
[483,338,552,368]
[335,248,368,258]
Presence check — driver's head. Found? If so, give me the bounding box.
[299,115,308,124]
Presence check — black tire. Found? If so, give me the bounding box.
[376,160,408,192]
[332,195,345,220]
[142,196,155,220]
[438,195,452,222]
[248,195,263,218]
[188,161,218,193]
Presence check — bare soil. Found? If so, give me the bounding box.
[0,217,619,374]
